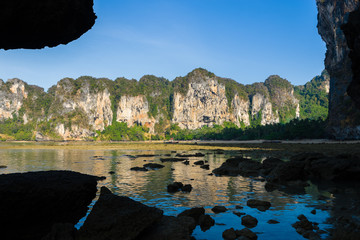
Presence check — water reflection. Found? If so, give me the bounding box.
[0,148,332,240]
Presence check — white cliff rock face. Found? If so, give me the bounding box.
[231,94,250,126]
[251,93,279,125]
[55,123,95,141]
[0,79,28,120]
[53,79,113,139]
[172,78,232,129]
[116,95,156,133]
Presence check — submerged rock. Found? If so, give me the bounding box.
[143,163,165,169]
[211,206,227,213]
[241,215,258,228]
[0,170,100,240]
[78,187,163,240]
[167,182,184,193]
[246,199,271,211]
[130,167,148,171]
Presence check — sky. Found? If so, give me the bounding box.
[0,0,326,91]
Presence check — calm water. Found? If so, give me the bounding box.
[0,148,333,240]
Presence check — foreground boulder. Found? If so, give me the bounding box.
[136,216,195,240]
[212,156,260,176]
[0,170,100,240]
[178,207,206,224]
[78,187,164,240]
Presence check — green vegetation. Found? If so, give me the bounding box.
[168,118,328,141]
[97,122,148,141]
[295,71,329,120]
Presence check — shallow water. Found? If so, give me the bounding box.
[0,148,334,240]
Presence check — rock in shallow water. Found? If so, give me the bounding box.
[0,170,101,240]
[78,186,164,240]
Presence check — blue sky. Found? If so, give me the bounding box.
[0,0,325,91]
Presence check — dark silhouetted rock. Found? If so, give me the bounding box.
[241,215,258,228]
[311,209,316,215]
[0,170,100,240]
[211,206,227,213]
[183,160,190,165]
[78,187,163,240]
[176,153,205,157]
[212,157,249,176]
[0,165,7,169]
[0,0,96,49]
[199,214,215,231]
[233,211,246,217]
[108,171,115,174]
[267,220,280,224]
[178,207,205,224]
[167,182,184,193]
[137,215,194,240]
[143,163,165,169]
[261,157,283,175]
[235,228,258,240]
[247,199,271,211]
[160,157,188,162]
[181,184,193,192]
[291,214,321,239]
[200,164,210,170]
[131,167,148,171]
[222,228,237,240]
[41,223,77,240]
[194,160,205,165]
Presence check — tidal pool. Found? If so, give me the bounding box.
[0,147,334,240]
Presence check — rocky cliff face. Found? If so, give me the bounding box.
[0,79,28,120]
[172,74,233,129]
[0,69,325,140]
[50,77,113,140]
[117,95,156,133]
[317,0,360,139]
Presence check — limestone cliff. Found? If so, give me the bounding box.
[317,0,360,139]
[0,79,28,120]
[116,95,156,133]
[0,69,327,140]
[49,77,113,140]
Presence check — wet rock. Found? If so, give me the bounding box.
[130,167,148,171]
[292,214,320,239]
[160,157,188,162]
[78,187,163,240]
[0,165,7,169]
[246,199,271,211]
[241,215,258,228]
[176,153,205,157]
[137,215,194,240]
[42,223,77,240]
[208,173,214,176]
[181,184,193,192]
[0,170,100,240]
[238,160,262,177]
[108,171,115,174]
[199,214,215,231]
[235,205,244,209]
[266,160,305,183]
[212,157,251,176]
[194,160,205,165]
[233,211,246,217]
[178,207,205,224]
[267,220,279,224]
[311,210,316,215]
[235,228,258,240]
[143,163,165,169]
[200,164,210,170]
[222,228,237,240]
[167,182,184,193]
[261,157,283,175]
[183,160,190,165]
[211,206,227,213]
